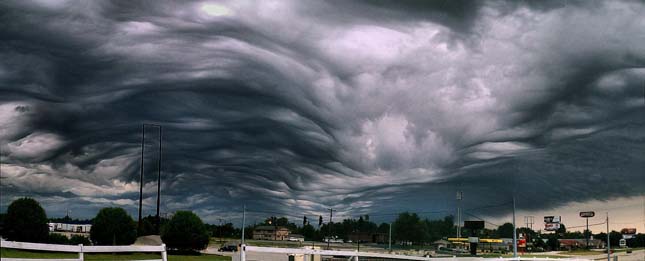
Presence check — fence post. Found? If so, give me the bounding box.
[78,244,84,261]
[161,243,168,261]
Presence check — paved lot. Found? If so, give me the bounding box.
[584,249,644,261]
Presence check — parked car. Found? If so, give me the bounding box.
[219,245,237,252]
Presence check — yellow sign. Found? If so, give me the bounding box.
[447,238,503,243]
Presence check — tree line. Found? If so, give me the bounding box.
[2,198,643,251]
[0,198,210,252]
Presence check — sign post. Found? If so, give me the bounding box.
[464,221,484,256]
[579,211,595,249]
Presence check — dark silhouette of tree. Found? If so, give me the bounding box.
[4,198,49,243]
[497,223,515,238]
[90,207,137,245]
[161,211,209,251]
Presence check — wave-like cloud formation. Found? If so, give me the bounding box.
[1,0,644,222]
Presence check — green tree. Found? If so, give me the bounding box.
[161,211,209,251]
[4,198,49,242]
[300,223,316,240]
[547,237,560,250]
[139,215,158,236]
[426,216,455,242]
[608,231,622,247]
[90,207,137,245]
[628,233,644,248]
[392,212,426,244]
[497,223,515,238]
[377,223,390,234]
[0,213,6,236]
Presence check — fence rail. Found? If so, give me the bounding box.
[240,245,592,261]
[0,240,167,261]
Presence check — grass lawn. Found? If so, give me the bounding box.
[558,249,606,256]
[1,248,231,260]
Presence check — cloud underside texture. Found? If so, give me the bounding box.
[1,0,644,221]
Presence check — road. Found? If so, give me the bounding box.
[583,249,644,261]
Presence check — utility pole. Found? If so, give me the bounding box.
[524,216,534,231]
[525,216,534,252]
[218,218,224,245]
[389,222,392,252]
[456,191,463,239]
[138,124,145,235]
[241,205,246,261]
[606,212,610,261]
[327,208,333,250]
[155,126,163,234]
[241,205,246,245]
[512,196,517,258]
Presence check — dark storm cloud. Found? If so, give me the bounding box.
[1,0,644,222]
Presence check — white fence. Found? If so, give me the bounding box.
[240,245,592,261]
[0,240,167,261]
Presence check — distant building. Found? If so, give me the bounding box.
[48,222,92,233]
[288,234,305,242]
[558,239,605,250]
[252,226,290,240]
[432,239,452,250]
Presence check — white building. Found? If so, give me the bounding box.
[48,223,92,233]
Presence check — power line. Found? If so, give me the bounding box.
[566,222,606,229]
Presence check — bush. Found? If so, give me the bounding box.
[4,198,49,242]
[69,234,92,245]
[161,211,209,251]
[140,215,157,236]
[47,233,70,244]
[90,207,137,245]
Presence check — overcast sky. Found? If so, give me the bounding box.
[1,0,644,232]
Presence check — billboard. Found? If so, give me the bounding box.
[579,211,595,218]
[620,228,636,235]
[464,221,485,229]
[544,216,561,223]
[545,223,561,231]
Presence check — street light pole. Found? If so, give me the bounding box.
[155,125,162,234]
[586,217,590,249]
[138,124,146,235]
[389,222,392,252]
[327,208,333,250]
[512,196,518,258]
[457,191,462,239]
[606,212,610,261]
[242,205,246,244]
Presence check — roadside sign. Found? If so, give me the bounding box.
[620,228,636,234]
[579,211,595,218]
[464,221,485,229]
[545,223,561,231]
[619,238,626,247]
[544,216,561,223]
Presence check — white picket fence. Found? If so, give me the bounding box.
[0,240,167,261]
[239,245,592,261]
[1,240,593,261]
